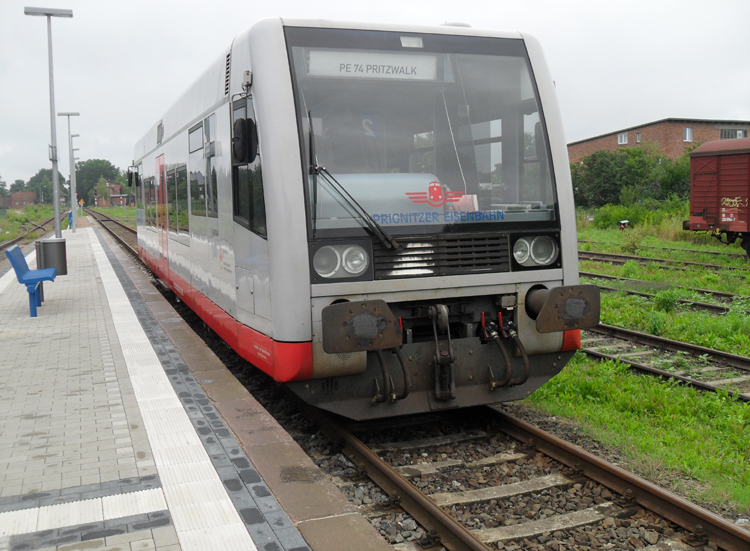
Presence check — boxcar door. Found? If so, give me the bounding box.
[691,155,719,228]
[156,155,170,279]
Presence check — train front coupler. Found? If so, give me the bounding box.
[429,305,456,401]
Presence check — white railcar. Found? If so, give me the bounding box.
[132,18,599,420]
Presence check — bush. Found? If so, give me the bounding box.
[653,289,679,312]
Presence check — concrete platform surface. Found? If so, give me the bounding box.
[0,223,393,551]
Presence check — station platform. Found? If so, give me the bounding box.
[0,221,392,551]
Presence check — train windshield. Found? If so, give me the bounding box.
[286,27,557,236]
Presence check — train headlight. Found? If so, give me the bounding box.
[512,234,560,268]
[530,236,559,265]
[342,246,369,275]
[513,238,531,264]
[313,246,341,278]
[311,241,372,281]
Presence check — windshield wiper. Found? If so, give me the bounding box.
[308,110,319,237]
[307,111,399,249]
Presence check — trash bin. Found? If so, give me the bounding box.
[37,238,67,276]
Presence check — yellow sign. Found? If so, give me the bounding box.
[79,199,84,205]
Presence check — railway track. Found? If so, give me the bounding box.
[297,404,749,551]
[579,250,750,273]
[579,240,749,261]
[84,208,138,255]
[0,211,69,253]
[580,271,744,303]
[583,324,750,402]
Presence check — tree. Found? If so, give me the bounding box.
[25,168,67,204]
[570,144,691,208]
[91,177,110,205]
[28,175,53,204]
[75,159,121,206]
[0,176,7,197]
[10,180,25,193]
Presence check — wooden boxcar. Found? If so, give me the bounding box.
[685,138,750,254]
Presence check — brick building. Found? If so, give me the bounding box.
[94,181,123,207]
[8,191,37,208]
[568,118,750,163]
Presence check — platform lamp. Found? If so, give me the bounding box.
[25,6,73,239]
[59,112,79,231]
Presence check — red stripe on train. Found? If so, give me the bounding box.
[139,246,313,382]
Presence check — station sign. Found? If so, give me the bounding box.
[308,50,438,81]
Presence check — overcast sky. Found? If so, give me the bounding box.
[2,0,749,185]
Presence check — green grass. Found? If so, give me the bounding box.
[526,353,750,514]
[578,225,748,265]
[580,259,750,297]
[90,206,137,228]
[525,206,750,516]
[0,204,57,242]
[599,291,750,357]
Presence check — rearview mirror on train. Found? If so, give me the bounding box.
[232,118,257,165]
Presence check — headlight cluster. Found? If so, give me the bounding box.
[313,244,370,279]
[513,235,559,267]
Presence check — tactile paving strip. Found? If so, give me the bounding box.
[92,229,309,551]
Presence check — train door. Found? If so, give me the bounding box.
[692,156,718,227]
[156,155,170,279]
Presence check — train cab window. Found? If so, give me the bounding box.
[189,123,206,216]
[176,165,189,232]
[231,98,266,237]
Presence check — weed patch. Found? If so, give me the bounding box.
[527,353,750,514]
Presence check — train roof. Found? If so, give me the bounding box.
[690,137,750,157]
[279,18,523,39]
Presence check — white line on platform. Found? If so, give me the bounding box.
[87,228,258,551]
[0,489,167,537]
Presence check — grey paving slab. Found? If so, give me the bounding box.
[0,231,157,500]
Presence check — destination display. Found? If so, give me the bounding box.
[308,50,438,81]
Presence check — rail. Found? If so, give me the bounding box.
[84,208,138,256]
[490,407,750,551]
[0,211,69,253]
[299,396,749,551]
[579,250,750,272]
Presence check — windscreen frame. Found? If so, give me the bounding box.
[283,26,561,240]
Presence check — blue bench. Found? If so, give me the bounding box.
[5,245,57,317]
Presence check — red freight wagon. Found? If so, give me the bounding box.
[684,137,750,255]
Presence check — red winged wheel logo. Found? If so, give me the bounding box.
[406,181,464,207]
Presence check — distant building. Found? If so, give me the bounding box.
[94,181,123,207]
[9,191,37,208]
[568,118,750,163]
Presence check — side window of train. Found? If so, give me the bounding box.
[231,98,266,237]
[145,177,156,227]
[167,169,177,232]
[189,123,206,216]
[204,114,218,218]
[135,166,143,210]
[176,165,189,232]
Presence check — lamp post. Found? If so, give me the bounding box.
[25,6,73,238]
[59,112,79,231]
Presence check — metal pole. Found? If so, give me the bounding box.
[59,114,79,232]
[25,6,73,236]
[46,15,62,238]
